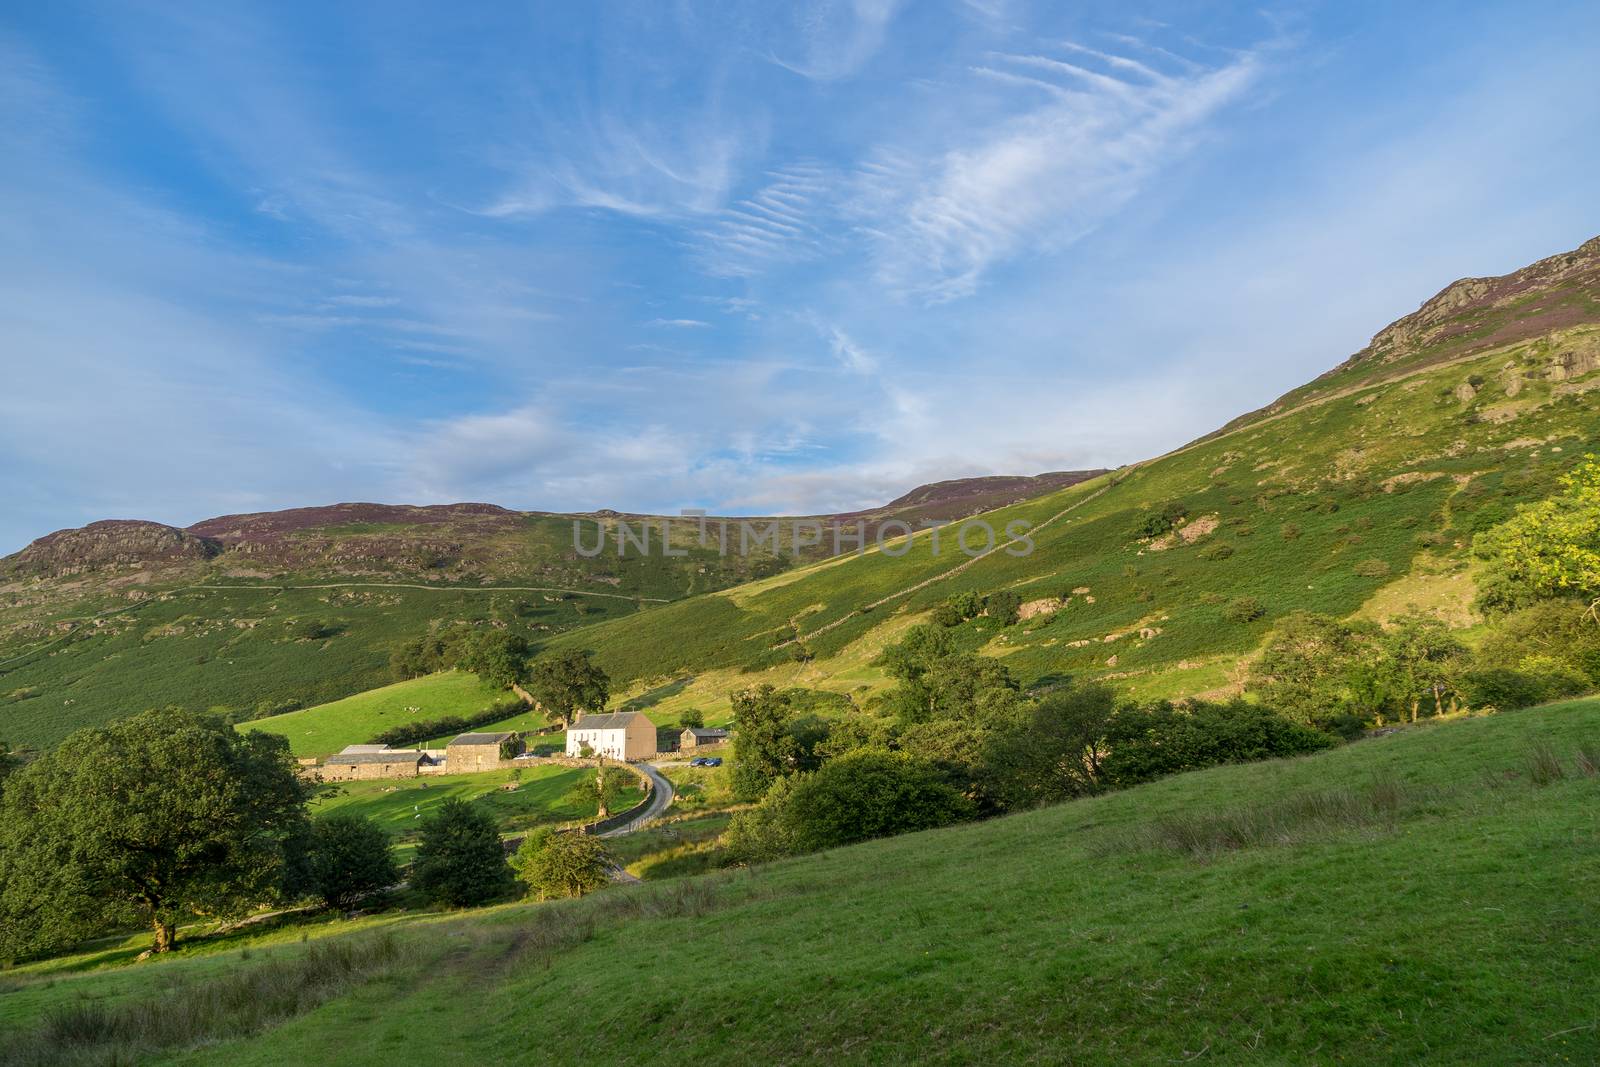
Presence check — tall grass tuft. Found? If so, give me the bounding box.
[1575,744,1599,778]
[4,934,401,1067]
[1144,775,1425,859]
[1524,741,1567,786]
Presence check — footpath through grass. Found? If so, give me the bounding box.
[3,696,1596,1065]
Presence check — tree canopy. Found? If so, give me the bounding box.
[0,708,310,958]
[512,828,613,900]
[1476,455,1600,617]
[411,798,515,907]
[301,813,400,911]
[525,649,611,728]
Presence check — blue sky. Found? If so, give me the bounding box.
[3,1,1599,551]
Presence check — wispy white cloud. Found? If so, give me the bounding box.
[852,40,1267,301]
[764,0,905,81]
[695,162,834,276]
[646,318,713,329]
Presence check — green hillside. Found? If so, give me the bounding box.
[542,319,1600,714]
[0,482,1101,751]
[5,697,1595,1064]
[243,670,528,757]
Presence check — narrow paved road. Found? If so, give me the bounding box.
[599,763,674,838]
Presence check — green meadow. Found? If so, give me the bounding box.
[310,765,643,853]
[5,696,1595,1065]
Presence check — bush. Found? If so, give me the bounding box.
[1101,700,1337,788]
[985,590,1023,626]
[679,708,705,729]
[1224,597,1266,624]
[1131,501,1188,539]
[726,751,973,861]
[301,814,399,911]
[411,799,515,907]
[1353,559,1392,578]
[1476,600,1600,684]
[1461,662,1589,711]
[512,828,613,900]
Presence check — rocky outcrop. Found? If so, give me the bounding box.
[6,520,221,578]
[1351,235,1600,370]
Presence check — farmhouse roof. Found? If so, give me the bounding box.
[325,751,424,766]
[338,744,392,754]
[684,727,729,740]
[570,711,653,731]
[448,731,514,746]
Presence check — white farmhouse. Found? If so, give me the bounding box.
[565,711,657,761]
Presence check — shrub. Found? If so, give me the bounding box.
[1461,661,1589,711]
[985,590,1023,626]
[1353,559,1392,578]
[679,707,705,729]
[1280,523,1302,541]
[301,814,399,911]
[512,828,613,900]
[1224,597,1266,624]
[1202,543,1235,561]
[726,751,972,861]
[1101,700,1337,788]
[411,799,515,907]
[1131,501,1188,539]
[1476,600,1600,684]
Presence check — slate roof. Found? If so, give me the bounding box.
[325,751,424,766]
[448,732,514,747]
[683,728,729,740]
[570,711,653,731]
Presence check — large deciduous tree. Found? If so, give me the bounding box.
[512,828,612,900]
[524,649,610,728]
[0,708,310,959]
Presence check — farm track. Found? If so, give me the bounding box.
[783,481,1120,648]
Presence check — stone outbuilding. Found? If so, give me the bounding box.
[680,727,729,751]
[446,732,514,774]
[565,711,657,761]
[321,746,427,782]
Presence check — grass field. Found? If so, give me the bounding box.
[6,695,1595,1065]
[309,765,641,852]
[243,670,531,757]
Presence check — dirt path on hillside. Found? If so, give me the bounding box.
[781,480,1119,648]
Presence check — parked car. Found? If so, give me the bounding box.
[689,757,708,767]
[704,757,723,767]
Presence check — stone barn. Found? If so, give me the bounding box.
[447,731,514,774]
[321,746,427,782]
[566,711,656,761]
[680,727,730,751]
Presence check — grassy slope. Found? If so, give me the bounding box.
[6,697,1594,1064]
[243,670,526,757]
[0,585,643,750]
[538,326,1600,713]
[311,766,643,856]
